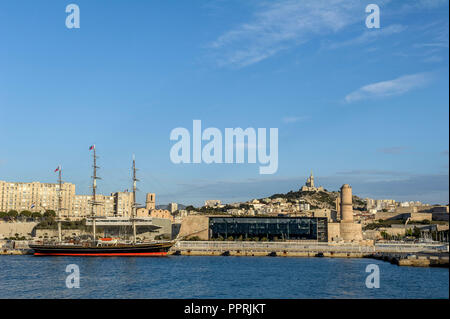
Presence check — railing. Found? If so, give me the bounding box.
[173,241,449,254]
[173,241,376,253]
[375,242,449,253]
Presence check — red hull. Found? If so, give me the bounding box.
[34,252,168,256]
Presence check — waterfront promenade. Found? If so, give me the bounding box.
[170,240,448,256]
[169,241,449,266]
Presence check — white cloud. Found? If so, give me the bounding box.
[423,55,444,63]
[401,0,449,11]
[208,0,371,68]
[327,24,407,49]
[206,0,448,68]
[344,72,433,103]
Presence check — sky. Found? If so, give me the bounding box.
[0,0,448,206]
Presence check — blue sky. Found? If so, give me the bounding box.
[0,0,448,206]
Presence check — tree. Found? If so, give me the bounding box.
[20,210,32,218]
[31,212,42,219]
[7,210,18,218]
[43,210,56,218]
[412,227,421,238]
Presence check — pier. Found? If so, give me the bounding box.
[369,251,449,267]
[169,241,449,267]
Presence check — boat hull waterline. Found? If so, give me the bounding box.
[29,242,174,257]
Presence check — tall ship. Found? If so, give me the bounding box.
[29,145,174,256]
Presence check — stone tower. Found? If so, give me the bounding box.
[306,170,315,188]
[146,193,155,210]
[340,184,353,222]
[339,184,363,242]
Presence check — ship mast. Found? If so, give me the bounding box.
[57,165,62,243]
[132,155,139,244]
[90,145,101,243]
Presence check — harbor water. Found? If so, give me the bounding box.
[0,255,448,299]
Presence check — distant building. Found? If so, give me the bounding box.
[0,180,167,221]
[300,171,324,192]
[168,202,178,213]
[112,191,133,217]
[205,200,221,207]
[433,206,449,213]
[145,193,155,210]
[299,202,310,211]
[365,198,396,211]
[150,209,174,222]
[0,180,75,215]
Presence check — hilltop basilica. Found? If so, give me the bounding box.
[301,171,324,192]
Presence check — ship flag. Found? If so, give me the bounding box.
[89,145,95,151]
[54,166,61,172]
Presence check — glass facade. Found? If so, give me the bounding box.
[209,217,328,242]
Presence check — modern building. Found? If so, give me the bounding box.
[178,215,328,242]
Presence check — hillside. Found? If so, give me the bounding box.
[267,189,366,211]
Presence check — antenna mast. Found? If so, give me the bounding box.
[90,145,101,243]
[132,155,138,244]
[57,166,62,243]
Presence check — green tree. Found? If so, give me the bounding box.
[20,210,32,218]
[412,227,421,238]
[44,210,56,218]
[7,210,18,218]
[31,212,42,219]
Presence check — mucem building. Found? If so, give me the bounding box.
[208,217,328,242]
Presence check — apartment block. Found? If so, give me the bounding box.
[0,180,137,220]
